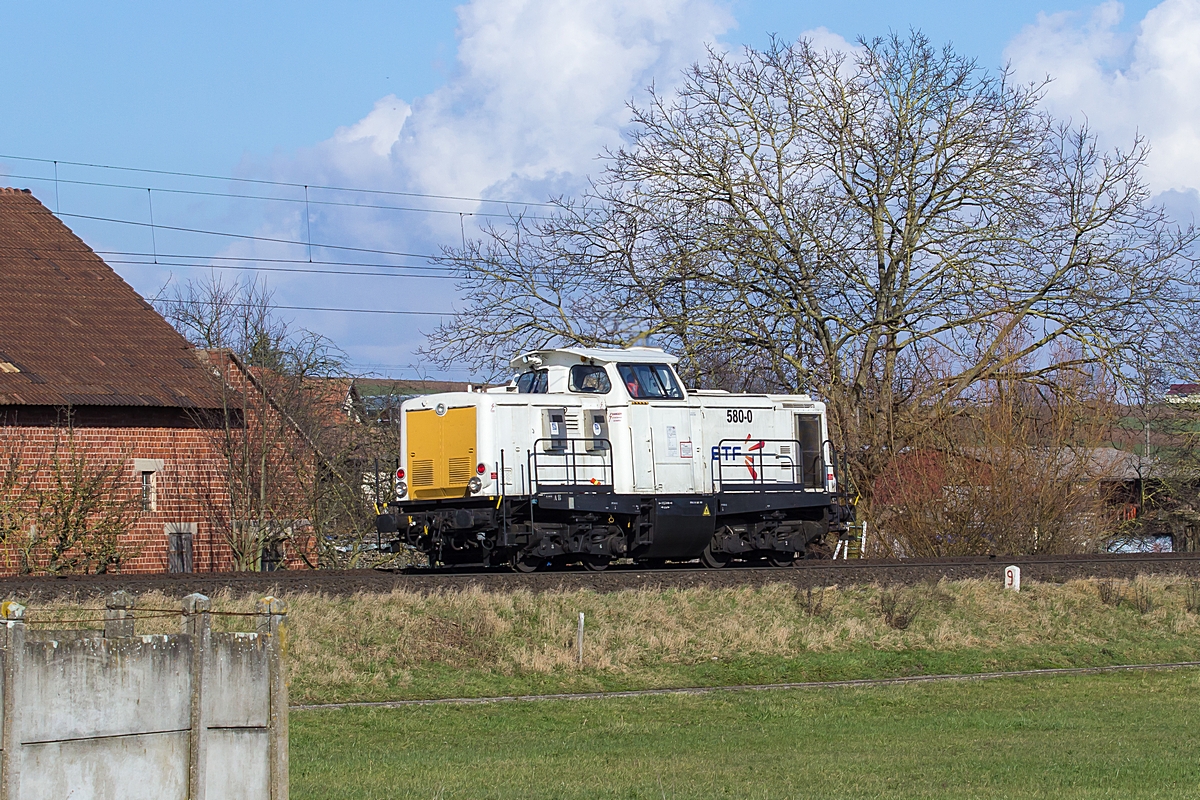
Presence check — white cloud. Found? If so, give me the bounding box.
[332,95,412,159]
[302,0,734,207]
[1006,0,1200,196]
[234,0,735,374]
[799,26,857,57]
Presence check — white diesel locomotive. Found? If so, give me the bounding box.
[377,347,851,570]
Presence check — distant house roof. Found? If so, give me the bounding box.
[0,188,220,409]
[1167,384,1200,403]
[351,378,477,423]
[353,378,475,398]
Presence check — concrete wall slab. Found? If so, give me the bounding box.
[19,730,189,800]
[205,633,270,728]
[19,636,191,743]
[207,728,271,800]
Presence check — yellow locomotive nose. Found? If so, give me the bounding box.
[406,405,477,499]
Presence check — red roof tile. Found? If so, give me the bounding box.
[0,188,222,409]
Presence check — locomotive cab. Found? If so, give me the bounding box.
[382,346,850,570]
[508,348,686,403]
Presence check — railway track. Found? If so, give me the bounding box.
[2,552,1199,600]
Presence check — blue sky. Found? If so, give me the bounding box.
[0,0,1192,377]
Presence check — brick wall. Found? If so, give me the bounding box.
[0,423,315,575]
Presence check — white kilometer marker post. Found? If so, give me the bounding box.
[577,612,585,666]
[1004,565,1021,592]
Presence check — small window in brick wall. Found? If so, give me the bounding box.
[133,459,165,512]
[140,472,155,511]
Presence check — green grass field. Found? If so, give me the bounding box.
[291,669,1200,799]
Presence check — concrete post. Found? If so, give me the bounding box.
[0,601,26,800]
[256,597,289,800]
[182,593,211,800]
[104,591,135,638]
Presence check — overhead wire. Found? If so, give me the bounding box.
[210,302,451,317]
[56,211,447,259]
[0,241,651,295]
[0,163,527,378]
[97,250,449,272]
[2,171,556,220]
[0,244,462,278]
[0,157,646,357]
[0,153,562,208]
[107,259,458,280]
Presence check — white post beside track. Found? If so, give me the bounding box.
[1004,565,1021,592]
[577,612,585,666]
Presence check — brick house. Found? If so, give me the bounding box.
[0,188,314,574]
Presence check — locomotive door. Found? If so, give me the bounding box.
[650,404,694,493]
[794,413,823,489]
[627,403,656,492]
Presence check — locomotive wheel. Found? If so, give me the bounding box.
[581,555,611,572]
[766,552,796,568]
[513,555,541,573]
[700,543,731,569]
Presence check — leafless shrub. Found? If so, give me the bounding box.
[1184,580,1200,615]
[876,586,920,630]
[1131,581,1155,615]
[1097,579,1125,607]
[797,585,830,619]
[874,360,1120,558]
[0,424,141,574]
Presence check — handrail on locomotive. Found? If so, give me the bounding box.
[527,437,614,493]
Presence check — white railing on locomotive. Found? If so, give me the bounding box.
[822,438,839,494]
[712,438,826,491]
[527,437,615,492]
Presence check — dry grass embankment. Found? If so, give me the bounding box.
[21,576,1200,703]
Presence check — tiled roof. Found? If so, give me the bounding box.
[1167,383,1200,395]
[0,188,222,409]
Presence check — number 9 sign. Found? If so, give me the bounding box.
[1004,565,1021,592]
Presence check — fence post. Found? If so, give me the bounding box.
[257,596,289,800]
[105,590,135,638]
[182,593,211,800]
[0,601,25,800]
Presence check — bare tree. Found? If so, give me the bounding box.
[157,274,395,569]
[424,32,1198,523]
[156,273,345,376]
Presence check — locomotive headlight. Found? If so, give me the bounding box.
[395,480,408,498]
[467,476,482,494]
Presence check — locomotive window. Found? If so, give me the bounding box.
[617,363,684,399]
[569,365,611,394]
[515,369,549,394]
